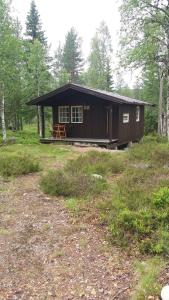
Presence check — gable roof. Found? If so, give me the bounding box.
[27,83,153,106]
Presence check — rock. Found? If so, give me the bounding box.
[161,285,169,300]
[91,174,103,179]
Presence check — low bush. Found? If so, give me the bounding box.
[153,187,169,208]
[99,153,169,255]
[129,139,169,167]
[0,154,40,177]
[40,169,107,198]
[66,150,124,176]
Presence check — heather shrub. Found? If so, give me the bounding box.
[0,154,40,177]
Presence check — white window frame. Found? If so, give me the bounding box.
[58,106,70,123]
[71,106,83,123]
[136,106,140,122]
[123,113,130,124]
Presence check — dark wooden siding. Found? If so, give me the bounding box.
[118,104,144,144]
[52,92,119,140]
[50,89,144,144]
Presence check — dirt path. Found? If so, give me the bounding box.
[0,174,133,300]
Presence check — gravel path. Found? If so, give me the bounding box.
[0,174,133,300]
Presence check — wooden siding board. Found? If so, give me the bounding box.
[50,92,144,145]
[118,104,144,144]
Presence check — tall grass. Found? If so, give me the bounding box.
[132,258,164,300]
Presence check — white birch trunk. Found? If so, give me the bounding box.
[0,83,7,143]
[162,112,167,136]
[167,71,169,140]
[158,70,164,136]
[38,106,43,138]
[37,75,42,138]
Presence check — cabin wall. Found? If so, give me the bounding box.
[52,93,119,139]
[118,104,144,144]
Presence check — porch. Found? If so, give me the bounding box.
[40,137,118,149]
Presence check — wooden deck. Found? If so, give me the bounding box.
[40,137,118,148]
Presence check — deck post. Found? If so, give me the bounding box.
[109,105,113,140]
[39,106,45,138]
[42,106,45,138]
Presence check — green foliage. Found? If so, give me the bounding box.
[119,0,169,135]
[40,150,117,198]
[132,258,164,300]
[0,125,39,144]
[40,169,107,198]
[64,198,80,213]
[153,187,169,208]
[62,27,83,83]
[98,138,169,256]
[25,0,46,45]
[128,138,169,164]
[66,151,124,176]
[0,153,40,177]
[87,21,113,91]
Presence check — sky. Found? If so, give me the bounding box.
[11,0,135,85]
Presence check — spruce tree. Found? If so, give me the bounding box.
[25,0,46,45]
[62,27,83,83]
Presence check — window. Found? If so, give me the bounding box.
[58,106,70,123]
[123,113,129,124]
[71,106,83,123]
[136,106,140,122]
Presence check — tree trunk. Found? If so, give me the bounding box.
[166,0,169,139]
[38,106,43,138]
[167,69,169,139]
[162,112,167,136]
[0,82,7,143]
[158,69,164,135]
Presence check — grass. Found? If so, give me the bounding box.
[52,249,64,258]
[132,257,165,300]
[0,125,39,145]
[65,150,125,176]
[0,228,10,236]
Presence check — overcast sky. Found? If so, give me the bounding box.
[12,0,120,55]
[11,0,136,85]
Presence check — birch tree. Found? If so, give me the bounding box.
[26,40,51,137]
[87,21,113,91]
[0,0,21,142]
[120,0,169,137]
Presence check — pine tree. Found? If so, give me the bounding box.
[62,27,83,83]
[87,21,113,91]
[25,0,46,45]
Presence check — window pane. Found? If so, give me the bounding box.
[71,106,83,123]
[123,113,129,123]
[58,106,70,123]
[136,106,140,122]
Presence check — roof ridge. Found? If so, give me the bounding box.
[27,83,153,106]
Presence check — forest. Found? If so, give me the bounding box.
[0,0,167,142]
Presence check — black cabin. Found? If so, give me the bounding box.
[27,83,152,148]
